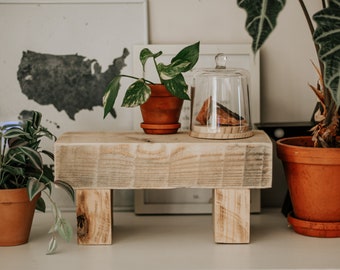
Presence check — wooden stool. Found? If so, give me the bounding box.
[54,131,272,245]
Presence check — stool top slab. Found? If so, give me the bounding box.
[54,131,272,189]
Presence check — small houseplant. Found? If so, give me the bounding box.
[103,41,200,134]
[0,111,74,253]
[238,0,340,237]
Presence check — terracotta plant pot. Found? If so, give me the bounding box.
[140,84,184,134]
[0,188,40,246]
[277,136,340,237]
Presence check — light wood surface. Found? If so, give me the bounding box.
[213,189,250,243]
[76,190,113,245]
[54,131,272,245]
[54,131,272,189]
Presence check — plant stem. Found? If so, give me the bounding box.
[153,57,163,84]
[298,0,324,76]
[120,74,154,85]
[44,190,60,219]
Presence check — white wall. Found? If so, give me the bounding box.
[148,0,321,123]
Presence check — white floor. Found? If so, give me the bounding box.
[1,208,340,270]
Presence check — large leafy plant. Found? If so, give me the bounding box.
[0,111,74,254]
[237,0,340,147]
[103,41,200,118]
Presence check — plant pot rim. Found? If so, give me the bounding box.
[148,84,172,97]
[288,212,340,238]
[277,136,340,164]
[277,136,340,149]
[0,187,29,203]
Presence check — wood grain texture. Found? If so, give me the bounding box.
[76,189,112,245]
[54,131,272,189]
[213,189,250,243]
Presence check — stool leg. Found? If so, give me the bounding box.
[213,188,250,243]
[76,189,113,245]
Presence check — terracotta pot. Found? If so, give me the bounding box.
[140,84,184,134]
[277,136,340,237]
[0,188,40,246]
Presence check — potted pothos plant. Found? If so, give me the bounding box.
[238,0,340,237]
[0,111,74,253]
[103,41,200,134]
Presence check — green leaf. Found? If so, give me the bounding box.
[3,128,26,139]
[46,235,57,255]
[313,0,340,106]
[27,177,45,201]
[55,180,75,203]
[35,197,46,212]
[103,76,121,118]
[48,222,58,234]
[237,0,286,54]
[41,150,54,161]
[140,48,162,71]
[31,111,42,129]
[158,60,191,81]
[2,165,24,177]
[28,167,54,190]
[171,41,200,72]
[122,80,151,107]
[163,74,190,100]
[5,148,26,165]
[7,137,28,148]
[18,146,43,171]
[51,201,62,221]
[36,127,56,141]
[57,218,73,242]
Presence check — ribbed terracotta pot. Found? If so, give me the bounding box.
[277,136,340,237]
[140,84,184,134]
[0,188,40,246]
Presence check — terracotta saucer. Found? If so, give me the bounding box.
[140,123,181,135]
[287,212,340,238]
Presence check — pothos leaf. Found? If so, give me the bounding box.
[103,76,121,118]
[158,60,191,81]
[140,48,162,72]
[163,74,190,100]
[171,41,200,72]
[122,80,151,107]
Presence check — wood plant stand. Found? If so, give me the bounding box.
[54,131,272,245]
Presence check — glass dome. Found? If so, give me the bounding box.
[189,54,253,139]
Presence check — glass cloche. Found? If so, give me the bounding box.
[189,54,253,139]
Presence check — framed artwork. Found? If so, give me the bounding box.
[0,0,148,210]
[133,44,261,214]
